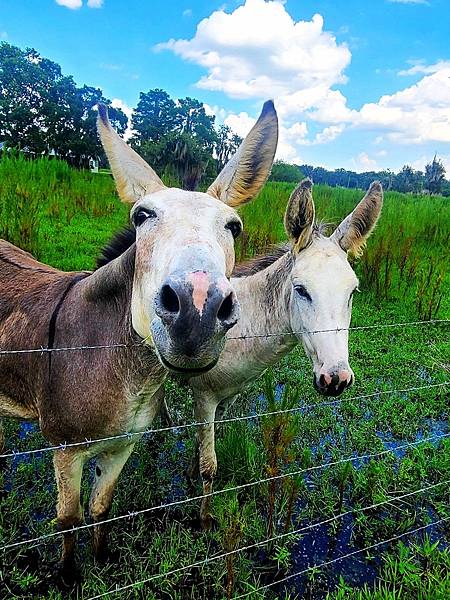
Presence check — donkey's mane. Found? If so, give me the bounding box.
[233,244,291,277]
[96,226,136,269]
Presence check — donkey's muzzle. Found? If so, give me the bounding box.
[152,271,240,372]
[313,369,354,397]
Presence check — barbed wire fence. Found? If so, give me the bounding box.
[0,318,449,598]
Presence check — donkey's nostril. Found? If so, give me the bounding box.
[319,374,326,387]
[160,285,180,314]
[217,293,234,322]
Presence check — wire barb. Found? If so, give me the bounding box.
[1,432,448,553]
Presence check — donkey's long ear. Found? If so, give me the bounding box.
[97,104,165,204]
[330,181,383,256]
[207,100,278,207]
[284,179,315,252]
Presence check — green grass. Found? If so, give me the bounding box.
[0,156,449,599]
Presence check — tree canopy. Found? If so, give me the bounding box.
[0,43,127,167]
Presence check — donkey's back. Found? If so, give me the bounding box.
[0,240,80,420]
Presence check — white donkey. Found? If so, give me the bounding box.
[178,178,383,526]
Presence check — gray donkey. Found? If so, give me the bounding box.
[0,101,278,574]
[179,179,383,526]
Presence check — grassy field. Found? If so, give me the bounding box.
[0,155,449,599]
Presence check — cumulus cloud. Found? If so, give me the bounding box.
[55,0,103,8]
[157,0,450,158]
[156,0,350,101]
[354,66,450,143]
[56,0,82,8]
[350,152,379,172]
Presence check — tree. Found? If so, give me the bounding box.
[131,89,177,146]
[215,125,242,172]
[395,165,423,193]
[0,42,127,166]
[425,155,446,195]
[269,160,302,183]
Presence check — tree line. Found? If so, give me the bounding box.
[270,158,449,196]
[0,42,242,188]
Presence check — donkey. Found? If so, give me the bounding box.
[178,178,383,526]
[0,101,278,575]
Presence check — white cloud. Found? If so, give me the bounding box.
[398,60,450,76]
[55,0,103,8]
[56,0,82,8]
[353,66,450,143]
[351,152,379,172]
[183,8,193,17]
[111,98,133,141]
[157,0,350,101]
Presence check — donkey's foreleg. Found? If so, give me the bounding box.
[53,449,84,579]
[89,443,135,561]
[194,396,219,530]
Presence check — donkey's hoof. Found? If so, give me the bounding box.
[54,560,81,588]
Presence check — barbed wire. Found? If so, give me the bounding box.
[0,319,447,357]
[233,515,450,599]
[84,482,450,600]
[2,431,448,553]
[0,381,447,460]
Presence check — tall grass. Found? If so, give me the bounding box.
[0,153,127,266]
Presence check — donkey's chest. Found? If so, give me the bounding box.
[124,381,163,434]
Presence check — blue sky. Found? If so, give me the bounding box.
[1,0,450,172]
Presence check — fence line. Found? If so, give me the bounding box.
[84,484,450,600]
[0,319,447,357]
[233,515,450,599]
[0,381,447,460]
[2,432,448,553]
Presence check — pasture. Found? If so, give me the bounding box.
[0,154,449,599]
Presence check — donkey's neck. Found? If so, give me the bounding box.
[230,250,297,360]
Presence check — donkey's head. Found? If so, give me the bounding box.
[98,102,278,374]
[284,179,383,396]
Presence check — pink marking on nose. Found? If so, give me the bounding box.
[339,370,351,383]
[187,271,210,315]
[322,373,332,386]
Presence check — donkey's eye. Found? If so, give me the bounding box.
[132,209,157,228]
[225,220,242,239]
[295,285,312,302]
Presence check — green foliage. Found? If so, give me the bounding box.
[131,89,220,188]
[0,42,127,166]
[269,160,303,183]
[425,155,446,195]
